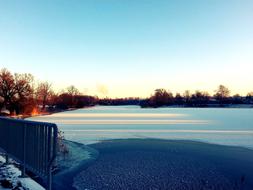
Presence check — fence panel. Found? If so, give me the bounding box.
[0,117,58,190]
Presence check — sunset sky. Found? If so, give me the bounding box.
[1,0,253,98]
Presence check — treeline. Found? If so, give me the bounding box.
[98,98,140,106]
[1,68,253,116]
[140,86,253,108]
[0,68,98,116]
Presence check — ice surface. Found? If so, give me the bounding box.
[30,106,253,149]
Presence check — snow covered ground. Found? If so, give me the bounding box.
[0,154,45,190]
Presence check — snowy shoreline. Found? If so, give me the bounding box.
[0,154,45,190]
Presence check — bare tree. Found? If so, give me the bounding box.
[66,85,80,107]
[247,92,253,97]
[67,85,79,96]
[214,85,230,105]
[149,89,174,107]
[215,85,230,98]
[0,96,4,111]
[14,73,34,100]
[36,82,53,110]
[246,92,253,104]
[183,90,191,105]
[191,91,210,106]
[0,68,34,115]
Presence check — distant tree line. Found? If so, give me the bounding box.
[0,68,98,116]
[98,98,140,106]
[1,68,253,116]
[140,86,253,108]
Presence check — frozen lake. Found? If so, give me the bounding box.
[30,106,253,149]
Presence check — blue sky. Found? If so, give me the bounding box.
[0,0,253,97]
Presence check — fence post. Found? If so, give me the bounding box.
[47,127,52,190]
[47,167,52,190]
[21,124,27,177]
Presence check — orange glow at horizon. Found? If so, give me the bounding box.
[31,107,40,116]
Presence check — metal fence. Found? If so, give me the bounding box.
[0,116,58,190]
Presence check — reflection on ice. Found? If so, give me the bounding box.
[43,119,210,125]
[48,113,187,118]
[63,129,253,134]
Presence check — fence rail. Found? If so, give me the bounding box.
[0,116,58,190]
